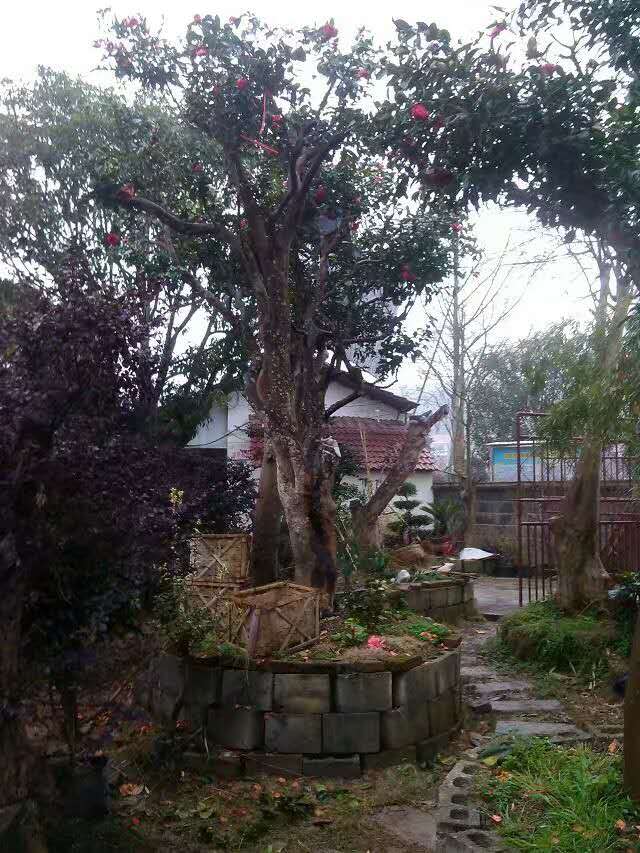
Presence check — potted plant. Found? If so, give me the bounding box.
[421,499,464,556]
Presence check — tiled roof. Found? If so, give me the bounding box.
[244,415,436,472]
[330,416,436,472]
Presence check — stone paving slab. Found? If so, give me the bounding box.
[472,681,530,697]
[495,720,591,743]
[460,666,496,680]
[489,699,564,714]
[372,805,437,850]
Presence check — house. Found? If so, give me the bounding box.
[188,371,436,509]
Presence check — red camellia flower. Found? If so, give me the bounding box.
[451,222,463,233]
[192,45,208,57]
[350,220,360,231]
[212,84,221,96]
[271,113,283,125]
[314,185,327,204]
[104,232,120,247]
[236,77,249,91]
[192,162,204,173]
[540,63,558,75]
[489,22,507,38]
[401,264,417,282]
[229,16,241,26]
[410,103,430,121]
[116,183,136,201]
[320,22,338,41]
[239,218,248,230]
[193,14,202,24]
[356,68,370,80]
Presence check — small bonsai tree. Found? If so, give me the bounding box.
[388,482,434,543]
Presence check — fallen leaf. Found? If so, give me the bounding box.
[615,819,627,832]
[490,814,502,824]
[276,777,287,785]
[482,756,498,767]
[608,739,620,754]
[119,783,144,797]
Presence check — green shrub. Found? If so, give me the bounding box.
[477,738,640,852]
[342,577,390,630]
[499,601,612,674]
[155,572,216,655]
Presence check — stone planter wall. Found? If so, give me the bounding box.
[147,648,462,778]
[397,576,476,624]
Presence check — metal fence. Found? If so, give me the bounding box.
[516,412,640,606]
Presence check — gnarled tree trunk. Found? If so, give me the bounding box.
[351,406,448,551]
[250,439,281,586]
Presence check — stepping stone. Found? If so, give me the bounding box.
[371,806,436,849]
[473,681,530,697]
[490,699,563,714]
[495,720,590,743]
[461,666,495,679]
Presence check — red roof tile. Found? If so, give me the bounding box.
[330,416,435,472]
[243,415,435,472]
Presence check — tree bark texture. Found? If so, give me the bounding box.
[250,439,282,586]
[551,261,631,611]
[625,612,640,801]
[351,406,449,551]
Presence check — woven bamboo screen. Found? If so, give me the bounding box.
[190,533,251,583]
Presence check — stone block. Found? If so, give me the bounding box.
[361,745,416,771]
[322,713,380,754]
[157,654,185,697]
[273,674,330,713]
[182,750,243,779]
[184,664,220,725]
[429,588,449,609]
[436,652,459,695]
[442,604,464,624]
[335,672,392,712]
[393,660,439,707]
[381,706,430,749]
[245,752,303,777]
[264,713,322,753]
[463,583,474,603]
[447,586,462,606]
[429,690,457,737]
[221,669,273,711]
[416,732,451,767]
[208,707,264,750]
[303,755,361,778]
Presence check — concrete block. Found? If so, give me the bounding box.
[447,586,462,606]
[322,713,380,754]
[273,674,330,713]
[381,706,430,749]
[335,672,392,712]
[436,652,459,695]
[221,669,273,711]
[393,660,439,707]
[429,588,449,609]
[245,752,303,777]
[157,654,185,697]
[416,732,451,767]
[184,664,220,725]
[463,583,474,603]
[361,745,416,771]
[303,755,361,778]
[429,690,457,737]
[182,750,243,779]
[264,713,322,753]
[208,707,264,750]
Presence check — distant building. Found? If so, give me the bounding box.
[487,440,632,483]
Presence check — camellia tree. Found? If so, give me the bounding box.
[92,12,463,595]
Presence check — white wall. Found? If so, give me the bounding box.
[342,469,434,516]
[189,380,406,455]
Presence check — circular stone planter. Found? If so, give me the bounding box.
[145,647,462,779]
[397,575,476,624]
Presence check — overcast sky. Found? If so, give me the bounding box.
[1,1,594,397]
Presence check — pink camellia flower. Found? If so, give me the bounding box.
[350,220,360,231]
[236,77,249,91]
[212,84,221,96]
[367,635,385,649]
[271,113,283,125]
[192,45,208,58]
[192,161,204,173]
[314,185,327,204]
[229,16,241,26]
[489,22,507,39]
[410,103,430,121]
[356,68,370,80]
[104,232,121,248]
[451,222,463,233]
[540,63,558,75]
[432,113,446,130]
[193,14,202,24]
[239,218,248,230]
[320,22,338,41]
[124,16,139,28]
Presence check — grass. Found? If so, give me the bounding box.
[498,600,616,676]
[476,737,640,852]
